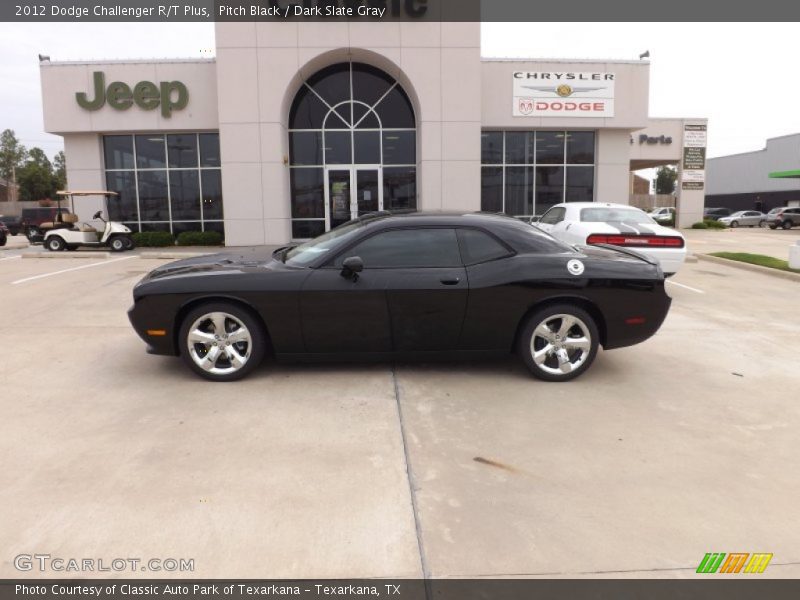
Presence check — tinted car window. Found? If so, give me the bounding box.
[335,228,461,268]
[539,207,566,225]
[457,228,511,265]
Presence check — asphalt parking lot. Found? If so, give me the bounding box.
[1,228,799,579]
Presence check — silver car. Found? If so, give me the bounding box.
[718,210,766,228]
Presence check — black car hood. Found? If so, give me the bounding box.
[141,247,283,282]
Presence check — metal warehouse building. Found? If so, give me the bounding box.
[39,22,707,246]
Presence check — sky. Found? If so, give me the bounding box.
[1,22,799,164]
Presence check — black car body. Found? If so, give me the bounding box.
[129,213,672,382]
[0,215,21,236]
[0,221,8,246]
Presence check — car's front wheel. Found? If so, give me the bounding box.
[46,236,65,251]
[730,220,739,228]
[178,302,266,382]
[518,304,599,382]
[759,220,766,228]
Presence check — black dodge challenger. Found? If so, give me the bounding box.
[128,212,672,382]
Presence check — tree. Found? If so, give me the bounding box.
[53,150,67,191]
[655,166,677,195]
[0,129,27,193]
[17,147,56,202]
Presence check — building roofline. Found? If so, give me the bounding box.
[40,58,215,66]
[481,56,649,65]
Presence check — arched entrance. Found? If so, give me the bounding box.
[288,62,417,239]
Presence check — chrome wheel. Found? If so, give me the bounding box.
[530,313,592,376]
[187,312,252,376]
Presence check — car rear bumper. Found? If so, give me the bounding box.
[636,247,687,274]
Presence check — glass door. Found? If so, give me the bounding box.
[355,168,380,217]
[326,169,352,230]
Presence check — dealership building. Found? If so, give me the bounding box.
[39,22,708,245]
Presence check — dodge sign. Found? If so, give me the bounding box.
[513,72,615,117]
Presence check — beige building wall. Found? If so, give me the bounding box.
[215,21,481,246]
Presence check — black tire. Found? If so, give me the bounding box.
[517,304,600,382]
[730,221,739,228]
[769,224,778,230]
[108,236,126,252]
[0,236,6,247]
[178,302,266,382]
[782,220,793,230]
[758,220,766,228]
[26,227,39,241]
[122,236,136,251]
[46,236,65,252]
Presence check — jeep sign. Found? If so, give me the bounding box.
[76,71,189,118]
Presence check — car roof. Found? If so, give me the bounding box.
[553,202,643,210]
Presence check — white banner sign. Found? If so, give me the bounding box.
[682,123,707,190]
[513,71,615,117]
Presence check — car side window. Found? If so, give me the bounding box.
[539,207,565,225]
[333,228,462,269]
[457,228,512,265]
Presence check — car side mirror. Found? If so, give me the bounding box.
[93,210,102,220]
[340,256,364,281]
[529,216,541,223]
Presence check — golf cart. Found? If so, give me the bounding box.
[42,191,135,252]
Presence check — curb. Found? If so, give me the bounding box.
[22,251,111,259]
[697,254,800,283]
[139,252,211,259]
[18,251,212,260]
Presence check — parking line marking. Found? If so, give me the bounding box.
[0,255,22,262]
[10,256,137,285]
[666,280,705,294]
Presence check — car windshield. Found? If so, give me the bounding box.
[768,208,782,214]
[729,211,746,217]
[580,207,655,225]
[284,220,365,267]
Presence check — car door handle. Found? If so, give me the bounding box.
[440,276,461,285]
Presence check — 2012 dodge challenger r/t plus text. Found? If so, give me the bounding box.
[128,212,672,382]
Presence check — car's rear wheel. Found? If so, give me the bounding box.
[518,304,599,382]
[123,236,135,251]
[46,236,65,252]
[178,302,266,382]
[782,220,793,230]
[759,220,766,228]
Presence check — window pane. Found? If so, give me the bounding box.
[199,133,221,167]
[324,131,351,164]
[290,132,323,166]
[481,167,503,213]
[289,85,330,129]
[306,64,351,108]
[356,111,380,129]
[566,131,595,164]
[290,168,324,218]
[324,107,350,129]
[104,135,134,170]
[352,63,394,107]
[203,221,225,235]
[354,131,380,164]
[172,222,201,236]
[505,167,534,216]
[167,134,198,168]
[566,166,594,202]
[292,220,326,240]
[137,170,169,221]
[535,166,564,213]
[374,86,415,128]
[505,132,534,164]
[201,170,224,220]
[105,171,138,221]
[481,131,503,164]
[135,135,166,169]
[457,229,510,265]
[383,167,416,210]
[140,222,170,233]
[536,131,565,165]
[339,228,461,268]
[382,131,415,165]
[170,170,200,220]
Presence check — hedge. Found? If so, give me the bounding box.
[176,231,225,246]
[132,231,176,247]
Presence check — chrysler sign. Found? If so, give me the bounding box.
[513,72,615,117]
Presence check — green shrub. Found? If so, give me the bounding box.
[176,230,224,246]
[691,222,708,229]
[132,231,176,247]
[703,218,726,229]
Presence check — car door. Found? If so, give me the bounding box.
[329,227,468,353]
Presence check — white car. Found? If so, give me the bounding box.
[533,202,687,275]
[648,206,675,224]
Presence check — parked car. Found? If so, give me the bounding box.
[20,207,71,240]
[0,221,8,246]
[767,207,800,230]
[533,202,687,275]
[703,207,733,221]
[717,211,767,228]
[129,212,673,383]
[648,207,675,225]
[0,214,22,236]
